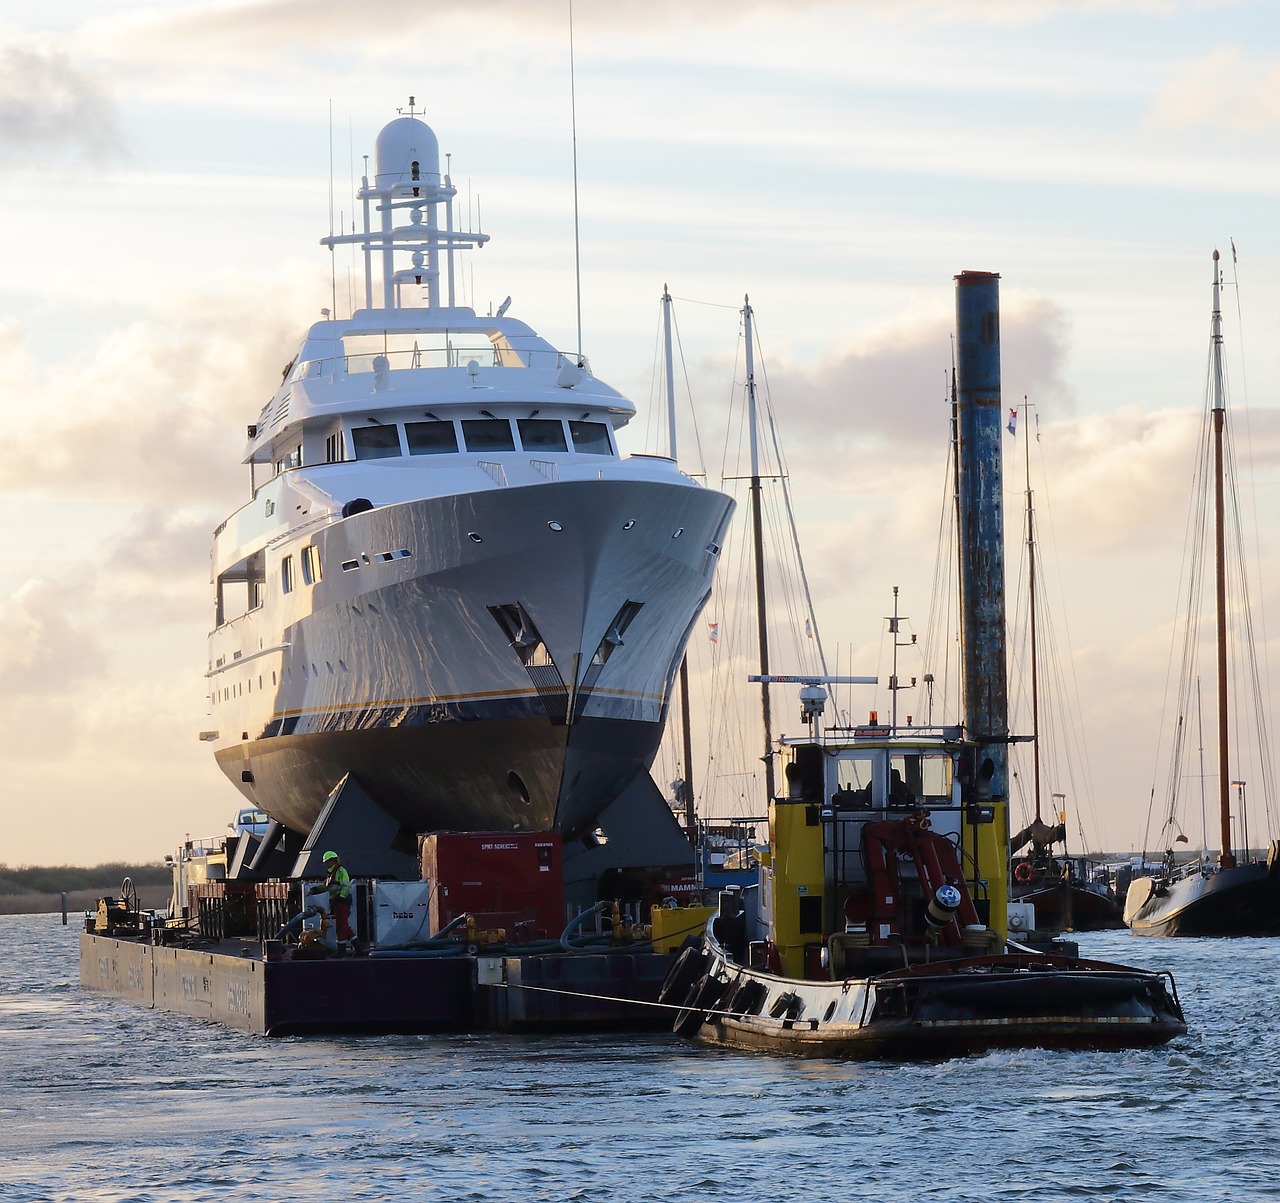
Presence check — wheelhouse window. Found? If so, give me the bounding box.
[833,754,877,808]
[569,420,614,455]
[890,753,952,807]
[517,418,568,452]
[352,424,401,460]
[461,419,515,452]
[405,421,460,455]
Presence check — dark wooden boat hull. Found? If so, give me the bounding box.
[664,938,1186,1060]
[1127,861,1280,937]
[1013,880,1124,932]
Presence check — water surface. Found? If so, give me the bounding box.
[2,916,1276,1202]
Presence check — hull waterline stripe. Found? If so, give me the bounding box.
[265,685,664,721]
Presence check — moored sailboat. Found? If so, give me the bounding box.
[1125,250,1280,937]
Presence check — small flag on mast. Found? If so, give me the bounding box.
[708,621,719,644]
[1007,408,1018,436]
[804,618,813,639]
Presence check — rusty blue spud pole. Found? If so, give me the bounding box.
[954,270,1009,816]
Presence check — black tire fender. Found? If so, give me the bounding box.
[658,944,709,1006]
[672,974,727,1038]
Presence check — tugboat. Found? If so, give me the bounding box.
[204,101,733,887]
[660,270,1185,1058]
[1124,250,1280,937]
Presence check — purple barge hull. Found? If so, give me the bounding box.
[80,932,673,1036]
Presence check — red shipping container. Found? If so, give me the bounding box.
[420,831,564,940]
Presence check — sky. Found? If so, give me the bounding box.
[3,0,1280,867]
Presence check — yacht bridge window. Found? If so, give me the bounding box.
[462,419,516,452]
[518,418,568,452]
[335,416,615,459]
[405,421,459,455]
[352,424,402,460]
[569,420,614,455]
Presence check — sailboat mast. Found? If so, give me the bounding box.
[662,285,697,837]
[662,285,678,459]
[743,297,776,801]
[1024,405,1042,824]
[1210,250,1235,868]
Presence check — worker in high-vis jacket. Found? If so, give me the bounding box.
[308,850,355,945]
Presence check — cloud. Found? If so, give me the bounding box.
[0,578,107,699]
[1150,46,1280,132]
[0,275,320,506]
[0,47,125,161]
[708,293,1074,458]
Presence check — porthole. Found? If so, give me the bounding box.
[622,519,635,530]
[548,521,563,532]
[468,532,483,543]
[673,527,684,538]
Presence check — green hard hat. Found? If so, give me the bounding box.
[323,850,339,862]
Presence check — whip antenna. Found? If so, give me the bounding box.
[569,1,583,362]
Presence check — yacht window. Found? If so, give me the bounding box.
[274,445,301,475]
[569,421,614,456]
[517,419,568,452]
[281,555,295,594]
[462,419,515,452]
[352,424,402,459]
[405,421,459,455]
[325,431,346,464]
[301,545,322,586]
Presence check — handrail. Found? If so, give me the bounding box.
[288,345,590,381]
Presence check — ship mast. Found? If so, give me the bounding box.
[1210,249,1235,869]
[663,285,697,839]
[743,298,776,802]
[1023,402,1043,825]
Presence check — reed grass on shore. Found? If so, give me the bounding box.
[0,864,171,916]
[0,887,172,916]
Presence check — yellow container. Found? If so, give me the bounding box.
[648,905,713,954]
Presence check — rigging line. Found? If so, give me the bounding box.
[644,299,666,453]
[671,303,711,481]
[1223,434,1279,832]
[1223,255,1276,804]
[568,0,583,363]
[1033,434,1103,850]
[1147,372,1216,843]
[750,314,829,675]
[668,294,741,310]
[923,382,958,727]
[328,99,337,321]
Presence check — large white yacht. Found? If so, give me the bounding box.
[205,107,733,859]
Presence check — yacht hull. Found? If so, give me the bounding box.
[208,476,733,839]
